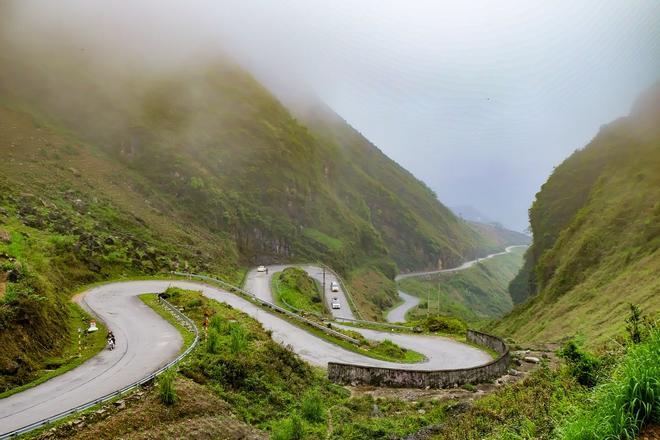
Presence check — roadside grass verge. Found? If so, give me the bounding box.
[0,302,107,400]
[271,268,327,317]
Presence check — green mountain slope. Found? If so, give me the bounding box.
[492,84,660,345]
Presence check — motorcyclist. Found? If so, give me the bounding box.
[107,331,116,350]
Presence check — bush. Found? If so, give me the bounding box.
[371,339,406,359]
[300,388,325,422]
[558,339,602,387]
[206,328,221,354]
[158,369,178,406]
[422,315,466,334]
[210,315,228,334]
[272,412,305,440]
[229,323,248,354]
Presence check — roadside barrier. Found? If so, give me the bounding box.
[327,329,510,389]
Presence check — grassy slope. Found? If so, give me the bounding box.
[493,85,660,346]
[399,246,525,323]
[272,267,326,315]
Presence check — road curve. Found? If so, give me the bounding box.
[245,264,356,320]
[0,282,183,436]
[388,245,527,322]
[386,291,421,323]
[0,278,490,436]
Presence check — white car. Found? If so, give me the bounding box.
[331,297,341,309]
[330,281,339,292]
[257,265,267,273]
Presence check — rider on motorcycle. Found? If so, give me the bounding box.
[107,331,116,350]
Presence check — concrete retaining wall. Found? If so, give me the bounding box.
[327,330,509,388]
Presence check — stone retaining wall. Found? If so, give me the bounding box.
[327,329,509,388]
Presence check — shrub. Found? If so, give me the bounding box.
[206,328,221,354]
[158,369,178,406]
[229,323,248,354]
[371,339,406,359]
[422,315,466,334]
[558,339,602,387]
[300,388,325,422]
[272,412,305,440]
[210,315,228,334]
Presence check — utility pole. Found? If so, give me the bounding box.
[427,290,430,318]
[322,265,326,305]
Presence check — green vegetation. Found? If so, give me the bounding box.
[399,246,525,323]
[272,267,326,315]
[0,302,106,399]
[157,369,179,406]
[494,85,660,345]
[559,326,660,439]
[348,265,399,321]
[156,288,349,432]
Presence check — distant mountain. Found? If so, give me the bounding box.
[451,205,496,225]
[492,83,660,346]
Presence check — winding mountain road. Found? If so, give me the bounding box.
[1,271,491,437]
[387,245,527,322]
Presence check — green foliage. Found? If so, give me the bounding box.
[273,267,325,315]
[300,388,325,422]
[370,339,406,360]
[206,328,221,354]
[272,412,305,440]
[626,303,644,344]
[417,315,467,335]
[558,339,603,387]
[558,326,660,439]
[158,369,179,406]
[229,323,249,354]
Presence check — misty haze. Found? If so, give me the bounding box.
[0,1,658,439]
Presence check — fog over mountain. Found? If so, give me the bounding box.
[4,0,660,231]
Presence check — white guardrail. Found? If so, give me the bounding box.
[0,296,199,440]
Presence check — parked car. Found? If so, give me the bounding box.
[331,297,341,309]
[257,265,267,273]
[330,281,339,292]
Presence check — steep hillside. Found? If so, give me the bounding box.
[493,84,660,345]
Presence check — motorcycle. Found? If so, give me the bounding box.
[107,338,115,351]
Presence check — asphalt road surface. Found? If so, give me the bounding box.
[245,264,356,320]
[386,290,421,323]
[0,277,490,437]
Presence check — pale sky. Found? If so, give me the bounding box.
[8,1,660,231]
